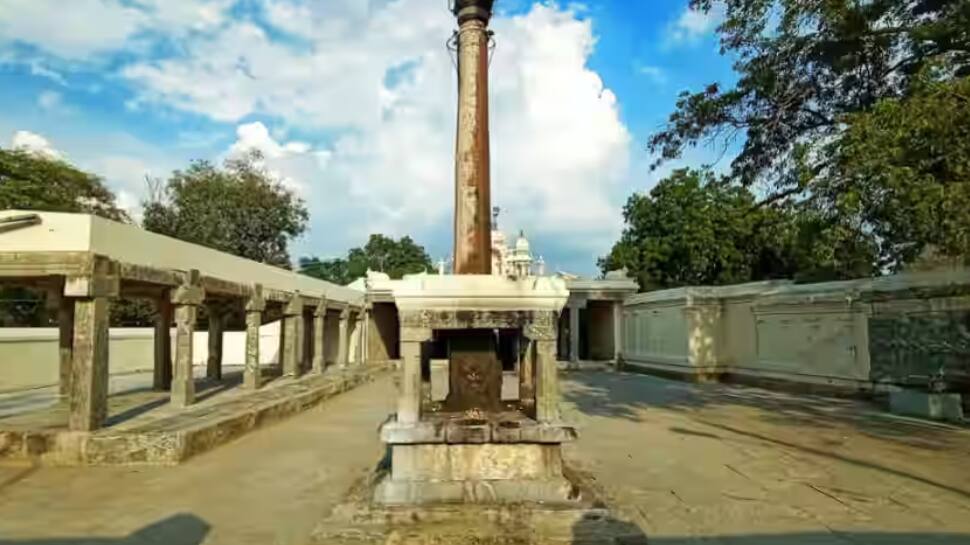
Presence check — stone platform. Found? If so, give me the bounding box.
[315,463,647,544]
[376,412,579,505]
[0,364,389,465]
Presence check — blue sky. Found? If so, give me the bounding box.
[0,0,735,277]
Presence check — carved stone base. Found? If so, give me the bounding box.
[374,443,578,505]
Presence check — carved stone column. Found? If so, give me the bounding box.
[206,302,224,381]
[50,290,74,397]
[282,293,305,377]
[153,292,173,391]
[526,311,560,423]
[355,309,367,365]
[612,300,624,365]
[398,323,431,424]
[171,270,205,408]
[568,301,582,363]
[64,257,118,431]
[312,299,328,373]
[337,307,351,368]
[244,284,265,390]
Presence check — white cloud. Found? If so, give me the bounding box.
[666,3,725,45]
[0,0,145,59]
[636,64,668,85]
[0,0,235,62]
[10,130,61,159]
[37,90,62,111]
[202,3,631,260]
[2,0,633,270]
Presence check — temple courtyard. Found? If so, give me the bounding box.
[1,369,968,544]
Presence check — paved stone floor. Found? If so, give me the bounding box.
[1,370,969,544]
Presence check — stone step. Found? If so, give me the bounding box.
[313,504,648,544]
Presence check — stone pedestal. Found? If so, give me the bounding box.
[376,274,575,506]
[376,416,577,505]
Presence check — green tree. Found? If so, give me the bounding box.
[301,234,433,285]
[143,150,308,268]
[815,75,970,269]
[652,0,969,192]
[0,147,130,326]
[600,169,802,290]
[0,147,127,221]
[649,0,969,271]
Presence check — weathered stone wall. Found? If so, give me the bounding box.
[621,270,970,391]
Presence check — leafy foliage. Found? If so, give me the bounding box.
[0,147,127,221]
[600,169,794,289]
[301,234,433,285]
[647,0,970,273]
[142,151,308,268]
[816,75,970,269]
[600,168,880,290]
[653,0,970,191]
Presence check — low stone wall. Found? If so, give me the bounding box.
[0,322,283,392]
[621,269,970,393]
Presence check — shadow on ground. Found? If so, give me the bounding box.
[0,514,209,545]
[563,370,965,451]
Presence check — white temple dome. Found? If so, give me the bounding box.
[514,230,530,255]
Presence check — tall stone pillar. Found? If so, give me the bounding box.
[244,284,265,390]
[64,258,118,432]
[171,270,205,408]
[282,293,304,377]
[312,299,328,373]
[451,0,494,274]
[398,325,431,424]
[153,294,173,391]
[206,302,224,381]
[337,307,351,368]
[569,301,582,363]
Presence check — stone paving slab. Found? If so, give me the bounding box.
[1,370,970,544]
[0,364,390,465]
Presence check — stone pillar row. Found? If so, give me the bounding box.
[58,262,366,432]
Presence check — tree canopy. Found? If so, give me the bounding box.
[653,0,969,189]
[600,169,795,289]
[142,151,308,268]
[815,75,970,268]
[600,168,880,290]
[645,0,970,275]
[0,147,127,221]
[300,234,433,285]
